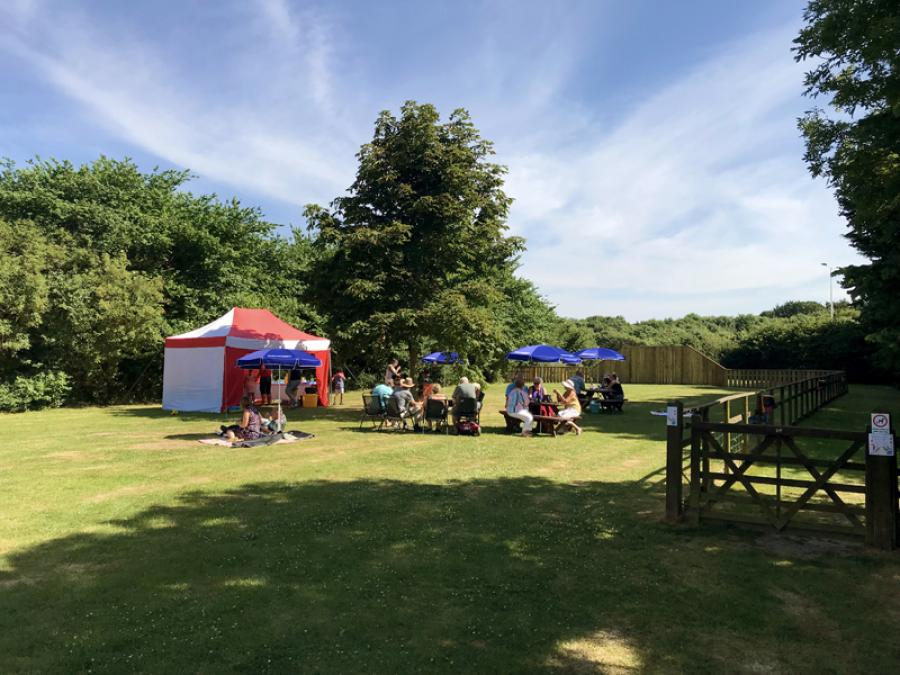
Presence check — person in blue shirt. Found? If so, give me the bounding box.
[570,370,586,395]
[371,382,393,411]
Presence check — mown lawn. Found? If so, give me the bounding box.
[1,384,899,673]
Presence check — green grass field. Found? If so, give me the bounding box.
[2,384,900,673]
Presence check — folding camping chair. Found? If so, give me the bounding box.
[384,396,412,431]
[422,397,450,434]
[359,394,387,429]
[453,396,481,425]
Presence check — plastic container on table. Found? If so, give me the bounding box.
[302,393,318,408]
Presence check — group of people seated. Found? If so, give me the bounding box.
[369,359,625,435]
[370,359,483,430]
[505,375,583,437]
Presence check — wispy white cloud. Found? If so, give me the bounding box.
[0,2,862,319]
[498,26,863,317]
[0,1,356,210]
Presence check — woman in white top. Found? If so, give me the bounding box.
[384,359,401,385]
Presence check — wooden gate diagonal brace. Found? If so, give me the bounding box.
[776,439,864,531]
[706,432,780,527]
[782,436,864,531]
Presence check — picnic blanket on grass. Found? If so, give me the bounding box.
[199,431,315,447]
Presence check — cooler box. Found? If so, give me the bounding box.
[302,393,318,408]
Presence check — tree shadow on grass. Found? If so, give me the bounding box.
[3,478,900,673]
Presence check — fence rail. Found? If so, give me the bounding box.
[508,345,727,385]
[726,369,843,390]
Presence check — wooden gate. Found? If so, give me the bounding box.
[687,421,867,536]
[663,371,899,548]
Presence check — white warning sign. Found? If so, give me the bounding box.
[869,413,894,456]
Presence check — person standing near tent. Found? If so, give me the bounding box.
[243,368,259,400]
[286,367,303,407]
[258,363,272,405]
[331,370,347,405]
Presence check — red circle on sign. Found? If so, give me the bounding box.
[873,414,888,428]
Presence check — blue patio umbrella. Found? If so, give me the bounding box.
[235,348,322,430]
[575,347,626,361]
[421,351,461,365]
[507,344,571,363]
[236,348,322,370]
[559,351,582,365]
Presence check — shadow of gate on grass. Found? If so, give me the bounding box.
[2,477,898,673]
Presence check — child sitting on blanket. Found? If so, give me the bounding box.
[259,411,285,433]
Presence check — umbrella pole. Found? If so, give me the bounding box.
[277,367,283,433]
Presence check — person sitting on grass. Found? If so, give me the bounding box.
[392,377,423,429]
[506,375,533,437]
[553,379,583,435]
[224,394,263,443]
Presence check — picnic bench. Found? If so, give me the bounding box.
[596,398,628,412]
[498,410,583,437]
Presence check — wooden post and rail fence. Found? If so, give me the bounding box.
[509,345,842,389]
[664,370,898,549]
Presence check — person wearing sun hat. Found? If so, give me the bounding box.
[553,379,583,435]
[391,376,423,427]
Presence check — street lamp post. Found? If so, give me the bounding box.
[821,262,834,319]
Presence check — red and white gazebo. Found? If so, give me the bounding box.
[162,307,331,412]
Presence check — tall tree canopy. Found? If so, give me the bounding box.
[794,0,900,376]
[305,101,536,374]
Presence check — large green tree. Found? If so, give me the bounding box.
[305,101,533,375]
[794,0,900,376]
[0,157,322,403]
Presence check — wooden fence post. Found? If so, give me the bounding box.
[865,413,897,550]
[665,400,685,523]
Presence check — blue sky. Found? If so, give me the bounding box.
[1,0,860,320]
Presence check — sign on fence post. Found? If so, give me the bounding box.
[866,412,897,550]
[868,413,894,456]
